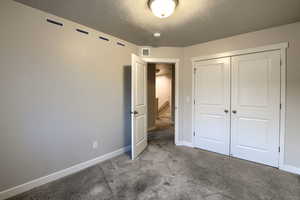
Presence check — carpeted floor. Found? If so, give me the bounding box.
[148,117,174,141]
[8,128,300,200]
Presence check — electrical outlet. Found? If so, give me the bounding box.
[92,141,98,149]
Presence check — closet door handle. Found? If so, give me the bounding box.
[232,110,237,114]
[224,109,229,114]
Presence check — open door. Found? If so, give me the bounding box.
[131,54,147,160]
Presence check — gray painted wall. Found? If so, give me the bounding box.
[171,64,176,123]
[0,0,137,191]
[183,22,300,168]
[147,64,156,129]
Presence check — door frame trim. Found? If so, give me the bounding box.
[191,42,288,170]
[142,57,180,145]
[191,43,288,62]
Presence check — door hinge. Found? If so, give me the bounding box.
[280,103,282,110]
[278,147,281,152]
[193,132,196,137]
[280,59,282,66]
[194,99,196,105]
[194,68,197,74]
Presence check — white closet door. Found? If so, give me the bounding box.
[230,51,281,167]
[194,58,231,155]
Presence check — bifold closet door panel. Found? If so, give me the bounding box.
[194,58,231,155]
[230,50,281,167]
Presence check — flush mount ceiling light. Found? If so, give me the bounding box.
[149,0,178,18]
[153,32,161,37]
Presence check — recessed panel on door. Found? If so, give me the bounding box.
[231,50,281,167]
[135,115,146,144]
[194,58,231,155]
[136,62,145,106]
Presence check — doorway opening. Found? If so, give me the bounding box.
[131,55,179,159]
[147,63,176,143]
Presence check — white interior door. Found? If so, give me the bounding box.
[131,54,147,160]
[230,50,281,167]
[194,58,231,155]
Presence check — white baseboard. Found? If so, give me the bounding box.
[176,141,194,148]
[280,164,300,175]
[0,145,131,200]
[182,141,194,148]
[175,142,300,176]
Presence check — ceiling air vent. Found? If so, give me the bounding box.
[141,48,150,56]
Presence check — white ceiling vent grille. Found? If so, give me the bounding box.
[141,48,150,56]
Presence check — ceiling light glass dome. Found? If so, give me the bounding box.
[149,0,177,18]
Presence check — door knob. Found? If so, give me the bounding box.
[232,110,237,114]
[131,111,138,115]
[224,109,229,114]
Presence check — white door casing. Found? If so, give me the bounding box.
[194,58,231,155]
[131,54,147,160]
[230,50,281,167]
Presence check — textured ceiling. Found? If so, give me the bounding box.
[15,0,300,47]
